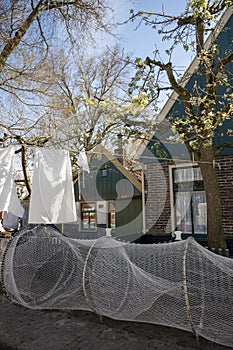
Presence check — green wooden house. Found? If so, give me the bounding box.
[135,7,233,248]
[63,144,143,241]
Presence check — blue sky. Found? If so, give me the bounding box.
[95,0,194,108]
[105,0,194,69]
[115,0,187,54]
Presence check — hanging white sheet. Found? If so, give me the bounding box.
[3,211,19,229]
[28,148,77,224]
[77,150,90,173]
[0,146,24,218]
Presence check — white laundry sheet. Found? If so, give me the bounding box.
[0,146,24,218]
[28,148,77,224]
[3,211,19,229]
[77,150,90,173]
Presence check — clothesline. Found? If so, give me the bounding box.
[1,142,219,170]
[0,142,218,166]
[0,144,221,227]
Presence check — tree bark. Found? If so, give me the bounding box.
[0,0,45,73]
[21,145,32,196]
[198,146,226,250]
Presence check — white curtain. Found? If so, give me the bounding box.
[175,191,192,233]
[0,146,24,218]
[28,148,77,224]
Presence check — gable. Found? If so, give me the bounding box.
[167,12,233,156]
[139,8,233,160]
[74,146,142,201]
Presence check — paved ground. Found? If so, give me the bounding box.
[0,297,232,350]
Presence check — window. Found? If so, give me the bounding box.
[81,202,96,230]
[108,202,116,229]
[80,201,116,231]
[100,168,108,177]
[172,166,207,235]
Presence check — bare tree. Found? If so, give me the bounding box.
[0,0,111,194]
[0,43,155,195]
[0,0,112,114]
[39,46,155,151]
[0,0,110,71]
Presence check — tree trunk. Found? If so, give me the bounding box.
[21,145,32,196]
[0,0,44,73]
[198,146,226,250]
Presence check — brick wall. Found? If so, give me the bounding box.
[144,161,172,235]
[215,154,233,237]
[144,155,233,238]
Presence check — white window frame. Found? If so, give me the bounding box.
[169,163,207,235]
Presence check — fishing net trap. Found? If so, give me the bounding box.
[1,225,233,348]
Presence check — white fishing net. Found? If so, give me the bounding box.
[2,226,233,348]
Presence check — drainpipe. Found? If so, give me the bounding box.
[141,166,146,235]
[132,161,147,235]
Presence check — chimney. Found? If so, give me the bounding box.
[114,133,124,164]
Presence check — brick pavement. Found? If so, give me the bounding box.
[0,297,231,350]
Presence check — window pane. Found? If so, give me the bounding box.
[89,212,96,229]
[175,192,192,233]
[109,202,116,229]
[192,191,207,234]
[174,167,203,183]
[81,202,96,230]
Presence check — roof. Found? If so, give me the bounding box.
[87,144,142,193]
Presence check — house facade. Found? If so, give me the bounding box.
[136,8,233,247]
[60,144,143,241]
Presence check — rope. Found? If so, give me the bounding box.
[82,236,108,316]
[182,238,198,340]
